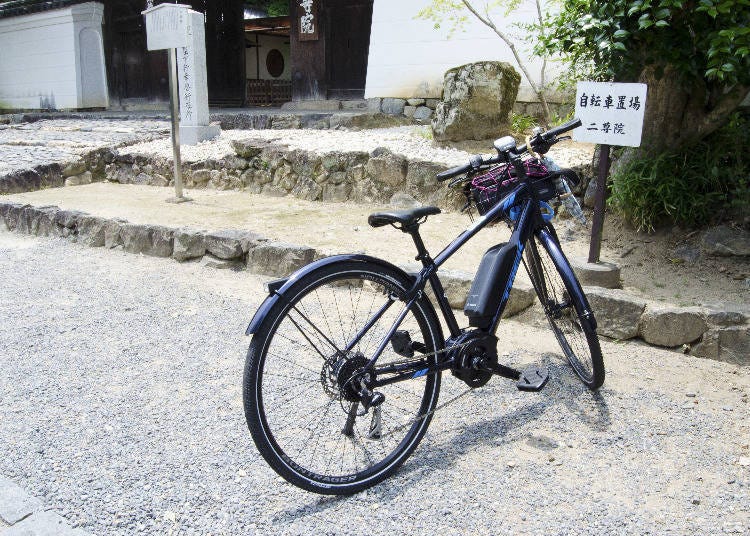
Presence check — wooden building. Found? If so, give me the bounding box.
[104,0,245,108]
[0,0,245,110]
[289,0,374,101]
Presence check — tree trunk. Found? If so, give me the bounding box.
[635,65,749,155]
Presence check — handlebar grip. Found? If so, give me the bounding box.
[543,117,582,140]
[436,162,472,181]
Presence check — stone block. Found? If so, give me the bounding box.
[403,105,417,118]
[413,106,433,123]
[61,160,86,177]
[0,475,42,524]
[173,228,206,261]
[232,139,267,159]
[407,98,426,106]
[366,98,382,113]
[570,257,621,288]
[247,242,316,277]
[717,326,749,365]
[54,210,84,229]
[584,286,646,340]
[64,171,93,187]
[33,206,60,237]
[76,215,107,247]
[119,224,173,257]
[406,161,444,190]
[702,225,750,257]
[205,230,261,260]
[4,509,85,536]
[199,253,244,270]
[381,98,406,115]
[365,150,407,187]
[104,220,123,249]
[639,306,708,347]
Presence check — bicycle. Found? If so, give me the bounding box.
[242,118,605,495]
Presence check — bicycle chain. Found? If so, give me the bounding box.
[366,339,478,440]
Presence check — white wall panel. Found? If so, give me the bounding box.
[0,2,107,110]
[365,0,563,101]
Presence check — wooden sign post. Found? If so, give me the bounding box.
[143,3,191,203]
[573,82,648,263]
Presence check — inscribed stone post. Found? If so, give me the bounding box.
[177,10,220,145]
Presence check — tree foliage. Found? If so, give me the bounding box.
[244,0,288,17]
[539,0,750,86]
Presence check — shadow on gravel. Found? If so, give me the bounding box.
[539,356,612,432]
[273,354,612,519]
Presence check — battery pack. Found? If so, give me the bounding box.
[464,242,519,328]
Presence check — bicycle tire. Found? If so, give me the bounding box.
[243,260,443,495]
[524,231,605,389]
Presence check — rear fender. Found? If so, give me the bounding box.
[245,254,422,335]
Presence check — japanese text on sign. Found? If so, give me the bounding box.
[298,0,318,41]
[573,82,647,147]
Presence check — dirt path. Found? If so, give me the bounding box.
[4,182,748,308]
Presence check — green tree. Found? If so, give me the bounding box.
[418,0,556,125]
[244,0,289,17]
[539,0,750,154]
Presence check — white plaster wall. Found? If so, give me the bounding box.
[246,34,291,80]
[0,2,107,110]
[365,0,564,101]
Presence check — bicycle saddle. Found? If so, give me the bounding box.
[368,206,441,228]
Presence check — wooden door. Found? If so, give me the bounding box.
[325,0,373,99]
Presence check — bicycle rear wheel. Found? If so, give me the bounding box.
[524,230,605,389]
[243,260,443,495]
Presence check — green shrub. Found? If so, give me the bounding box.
[511,113,537,133]
[610,111,750,232]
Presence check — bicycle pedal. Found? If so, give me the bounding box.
[516,366,549,392]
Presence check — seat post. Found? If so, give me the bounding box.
[404,224,432,267]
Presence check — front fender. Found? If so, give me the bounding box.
[245,254,418,335]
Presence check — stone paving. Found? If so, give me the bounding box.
[0,476,88,535]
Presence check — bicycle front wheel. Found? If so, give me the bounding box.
[525,231,605,389]
[243,260,443,495]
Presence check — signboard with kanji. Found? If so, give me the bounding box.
[298,0,319,41]
[143,3,190,51]
[573,82,648,147]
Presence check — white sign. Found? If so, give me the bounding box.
[143,3,190,51]
[573,82,647,147]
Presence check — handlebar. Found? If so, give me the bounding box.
[436,117,582,182]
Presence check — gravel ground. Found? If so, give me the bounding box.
[1,228,749,535]
[0,119,170,175]
[118,126,593,169]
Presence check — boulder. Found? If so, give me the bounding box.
[0,169,41,194]
[639,306,708,347]
[64,171,92,187]
[104,220,123,249]
[584,287,645,340]
[692,326,750,365]
[247,242,316,277]
[702,225,750,257]
[432,61,520,142]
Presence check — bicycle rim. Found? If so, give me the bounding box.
[245,264,442,493]
[525,235,604,388]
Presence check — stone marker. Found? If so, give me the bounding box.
[177,10,220,145]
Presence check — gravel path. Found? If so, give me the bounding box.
[0,119,169,175]
[1,228,748,535]
[118,126,593,169]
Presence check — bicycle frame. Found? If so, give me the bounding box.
[354,181,563,389]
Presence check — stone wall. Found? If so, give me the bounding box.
[1,199,746,363]
[105,139,473,210]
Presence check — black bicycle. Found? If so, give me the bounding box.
[243,118,605,495]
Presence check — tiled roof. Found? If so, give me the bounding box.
[0,0,87,19]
